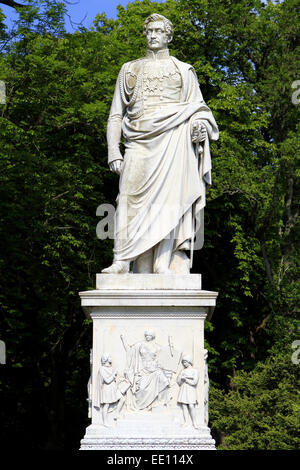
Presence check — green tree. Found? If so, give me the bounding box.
[0,0,299,450]
[210,347,300,450]
[0,0,109,449]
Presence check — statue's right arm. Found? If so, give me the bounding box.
[107,66,127,174]
[107,116,123,174]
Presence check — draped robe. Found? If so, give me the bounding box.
[107,51,219,264]
[94,365,122,407]
[123,339,169,410]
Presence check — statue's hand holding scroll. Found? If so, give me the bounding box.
[191,121,207,143]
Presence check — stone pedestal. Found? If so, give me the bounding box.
[79,274,218,450]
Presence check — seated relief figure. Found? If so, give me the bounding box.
[120,330,172,411]
[102,13,219,274]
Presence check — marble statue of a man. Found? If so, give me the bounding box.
[102,13,219,274]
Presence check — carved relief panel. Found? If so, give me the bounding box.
[90,316,206,429]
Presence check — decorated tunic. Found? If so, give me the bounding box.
[94,365,122,406]
[177,366,199,405]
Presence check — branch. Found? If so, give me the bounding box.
[65,10,87,31]
[285,177,295,237]
[256,314,270,332]
[0,1,27,8]
[261,242,273,284]
[50,190,70,201]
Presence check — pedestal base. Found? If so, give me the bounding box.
[81,423,215,450]
[79,274,218,451]
[80,435,216,450]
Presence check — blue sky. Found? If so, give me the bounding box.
[62,0,136,30]
[0,1,164,32]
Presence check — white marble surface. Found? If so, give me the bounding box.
[102,13,219,274]
[80,13,219,451]
[96,273,202,290]
[79,274,217,450]
[81,420,216,450]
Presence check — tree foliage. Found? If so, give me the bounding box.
[210,347,300,450]
[0,0,299,450]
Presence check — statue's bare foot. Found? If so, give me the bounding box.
[102,261,129,274]
[169,250,190,274]
[102,421,113,428]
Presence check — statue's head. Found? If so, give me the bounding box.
[143,13,173,51]
[101,353,112,365]
[144,329,155,341]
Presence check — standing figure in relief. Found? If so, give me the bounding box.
[102,13,219,275]
[177,355,200,429]
[87,348,93,418]
[204,348,209,426]
[94,353,126,426]
[120,330,170,410]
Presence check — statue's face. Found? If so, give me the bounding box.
[145,334,154,342]
[102,358,111,365]
[146,21,169,51]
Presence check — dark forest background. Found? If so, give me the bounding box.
[0,0,299,450]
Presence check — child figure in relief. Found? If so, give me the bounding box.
[94,353,126,427]
[177,355,200,429]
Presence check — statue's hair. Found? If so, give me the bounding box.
[143,13,174,40]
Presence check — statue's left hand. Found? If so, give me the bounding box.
[191,121,207,143]
[109,159,123,175]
